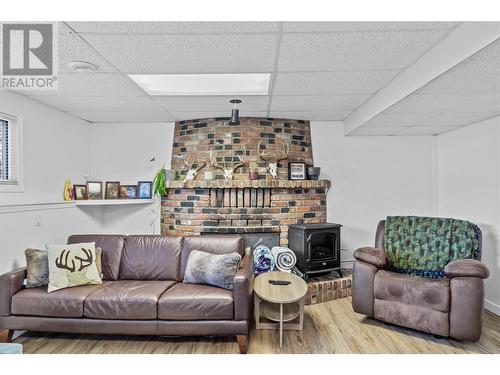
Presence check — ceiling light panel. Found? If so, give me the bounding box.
[129,73,271,96]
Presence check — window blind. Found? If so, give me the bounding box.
[0,114,18,184]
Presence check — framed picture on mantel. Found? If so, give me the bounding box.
[288,162,306,180]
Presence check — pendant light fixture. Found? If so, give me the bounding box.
[229,99,242,125]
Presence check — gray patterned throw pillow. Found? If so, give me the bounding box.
[25,249,50,288]
[184,250,242,290]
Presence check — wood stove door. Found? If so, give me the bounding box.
[306,230,339,270]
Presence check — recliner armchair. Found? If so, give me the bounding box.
[352,217,489,342]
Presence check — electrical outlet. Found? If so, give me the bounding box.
[35,215,41,226]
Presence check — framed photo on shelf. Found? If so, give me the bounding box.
[120,185,138,199]
[86,181,103,200]
[73,185,87,200]
[105,181,120,199]
[138,181,153,199]
[288,162,307,180]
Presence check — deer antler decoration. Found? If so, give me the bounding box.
[210,146,246,181]
[55,250,76,272]
[56,248,94,273]
[257,140,289,179]
[182,154,207,183]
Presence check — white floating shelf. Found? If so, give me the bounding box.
[74,199,156,206]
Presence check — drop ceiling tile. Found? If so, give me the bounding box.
[81,33,277,74]
[419,39,500,94]
[270,95,370,111]
[70,111,175,123]
[14,73,146,97]
[283,21,458,33]
[396,126,461,136]
[277,29,449,72]
[58,23,118,73]
[384,93,500,114]
[171,111,268,121]
[68,22,280,34]
[416,112,500,127]
[273,70,400,95]
[268,111,351,121]
[362,113,437,127]
[154,96,269,112]
[30,95,164,113]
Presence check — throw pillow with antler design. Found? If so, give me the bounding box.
[46,242,102,292]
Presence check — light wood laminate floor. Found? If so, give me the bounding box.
[13,297,500,354]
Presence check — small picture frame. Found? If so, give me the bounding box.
[86,181,103,200]
[73,185,87,200]
[138,181,153,199]
[105,181,120,199]
[120,185,138,199]
[288,162,307,180]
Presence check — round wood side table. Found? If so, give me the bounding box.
[253,271,308,347]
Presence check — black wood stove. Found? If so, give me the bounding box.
[288,223,342,280]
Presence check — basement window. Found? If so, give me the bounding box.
[0,113,21,187]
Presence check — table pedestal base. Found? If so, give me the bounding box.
[254,295,305,347]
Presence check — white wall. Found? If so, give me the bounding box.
[437,115,500,315]
[311,121,436,263]
[89,122,175,234]
[0,91,101,274]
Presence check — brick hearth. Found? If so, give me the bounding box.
[161,117,331,246]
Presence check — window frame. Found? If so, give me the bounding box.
[0,112,23,193]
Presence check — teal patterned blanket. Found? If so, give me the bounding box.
[384,216,481,278]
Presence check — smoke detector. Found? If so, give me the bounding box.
[68,61,97,73]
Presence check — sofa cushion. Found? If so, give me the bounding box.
[11,284,106,318]
[181,235,243,279]
[374,270,450,313]
[158,283,233,320]
[119,236,182,281]
[84,280,176,320]
[68,235,125,280]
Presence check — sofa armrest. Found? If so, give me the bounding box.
[353,247,389,269]
[0,267,26,316]
[445,259,489,279]
[233,246,254,321]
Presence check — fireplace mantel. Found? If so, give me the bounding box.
[168,179,331,190]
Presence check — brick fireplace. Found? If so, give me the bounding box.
[161,117,331,246]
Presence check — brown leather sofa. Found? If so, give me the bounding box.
[352,220,489,342]
[0,234,254,353]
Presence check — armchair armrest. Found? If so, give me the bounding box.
[445,259,489,279]
[233,246,254,321]
[0,267,26,316]
[353,247,389,269]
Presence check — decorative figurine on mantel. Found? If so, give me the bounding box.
[210,146,246,181]
[182,154,206,183]
[257,140,289,179]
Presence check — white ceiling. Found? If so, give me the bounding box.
[353,37,500,136]
[10,21,500,136]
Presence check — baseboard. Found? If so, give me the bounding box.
[341,260,354,268]
[484,299,500,316]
